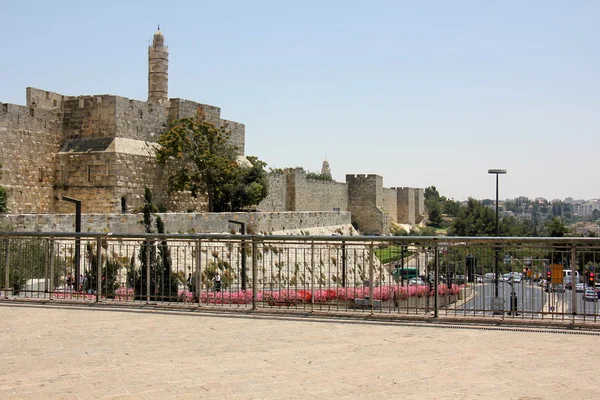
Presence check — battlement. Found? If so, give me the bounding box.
[26,87,64,110]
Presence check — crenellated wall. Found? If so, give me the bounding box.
[0,101,62,213]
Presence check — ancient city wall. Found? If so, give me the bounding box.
[0,102,62,213]
[115,97,169,142]
[288,169,348,212]
[62,95,118,140]
[346,174,387,235]
[54,151,207,214]
[0,211,350,234]
[258,173,287,211]
[26,87,64,111]
[415,188,425,222]
[396,187,416,225]
[382,188,398,224]
[168,99,245,155]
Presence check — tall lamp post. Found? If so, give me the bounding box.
[488,169,506,300]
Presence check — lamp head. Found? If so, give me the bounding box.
[488,169,507,174]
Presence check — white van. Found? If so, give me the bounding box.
[563,270,579,286]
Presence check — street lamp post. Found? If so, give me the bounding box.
[488,169,506,301]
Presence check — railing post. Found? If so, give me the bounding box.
[49,238,55,300]
[43,239,49,295]
[196,239,202,307]
[311,241,315,312]
[145,241,151,304]
[3,239,9,299]
[96,238,102,303]
[434,246,439,318]
[571,246,577,318]
[252,238,257,311]
[369,242,374,314]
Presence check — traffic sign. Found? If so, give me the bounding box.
[551,264,563,284]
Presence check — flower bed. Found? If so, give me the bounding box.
[191,284,462,306]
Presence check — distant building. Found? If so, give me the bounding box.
[572,200,600,217]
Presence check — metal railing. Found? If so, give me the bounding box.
[2,232,600,323]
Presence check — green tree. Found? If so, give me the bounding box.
[128,188,177,300]
[544,217,569,237]
[156,116,268,212]
[426,199,443,226]
[443,200,461,217]
[448,198,496,236]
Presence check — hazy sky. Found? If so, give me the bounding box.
[2,1,598,201]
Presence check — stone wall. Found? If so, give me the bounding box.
[0,102,62,213]
[382,188,398,224]
[258,173,287,212]
[168,99,245,154]
[346,174,387,235]
[396,187,416,225]
[0,211,350,234]
[257,169,348,213]
[288,169,348,212]
[115,98,168,142]
[415,188,425,223]
[62,95,117,140]
[54,151,207,214]
[26,87,64,111]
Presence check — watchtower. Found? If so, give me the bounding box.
[148,27,169,104]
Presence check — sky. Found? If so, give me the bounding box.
[1,1,599,202]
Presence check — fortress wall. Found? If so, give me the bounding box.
[220,119,245,155]
[62,95,117,140]
[115,98,169,142]
[257,173,287,211]
[26,87,64,111]
[415,188,425,222]
[0,211,350,235]
[346,174,386,235]
[382,188,398,223]
[54,151,208,213]
[0,102,62,213]
[168,99,244,155]
[289,169,348,212]
[168,99,221,125]
[396,187,416,225]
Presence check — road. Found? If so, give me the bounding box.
[456,280,600,320]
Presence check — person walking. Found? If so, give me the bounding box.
[212,271,222,292]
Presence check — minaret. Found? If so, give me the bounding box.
[148,27,168,104]
[321,157,332,179]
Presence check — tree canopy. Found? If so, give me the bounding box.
[155,116,268,212]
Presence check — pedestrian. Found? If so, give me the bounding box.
[187,273,193,292]
[212,271,222,292]
[66,273,73,290]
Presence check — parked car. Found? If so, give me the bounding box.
[552,284,565,293]
[575,283,585,292]
[583,289,598,301]
[408,278,426,286]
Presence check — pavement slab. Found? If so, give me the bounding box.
[0,303,598,399]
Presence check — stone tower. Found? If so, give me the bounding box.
[148,27,169,104]
[320,158,332,179]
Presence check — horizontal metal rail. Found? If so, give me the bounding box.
[1,233,600,324]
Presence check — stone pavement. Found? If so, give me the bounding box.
[0,303,598,400]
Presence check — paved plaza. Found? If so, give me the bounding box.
[0,303,598,399]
